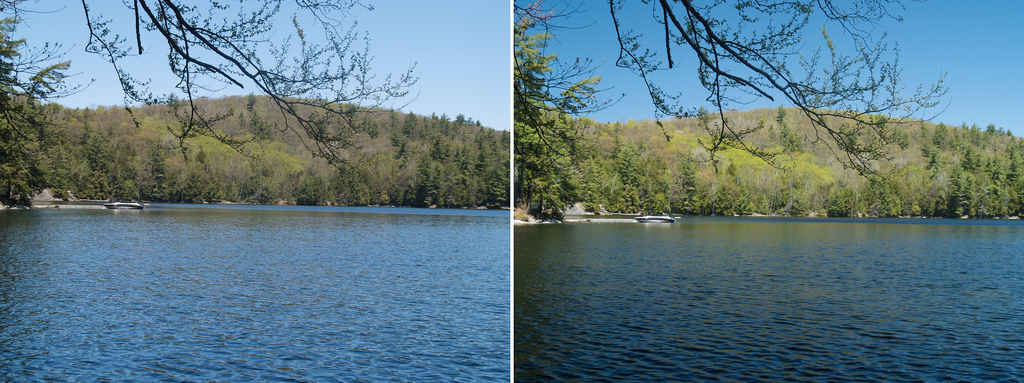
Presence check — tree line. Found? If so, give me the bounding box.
[514,1,951,221]
[562,107,1023,219]
[16,95,509,209]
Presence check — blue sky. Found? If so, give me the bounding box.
[14,1,511,131]
[527,0,1024,136]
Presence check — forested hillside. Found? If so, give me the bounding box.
[27,95,509,208]
[570,107,1022,218]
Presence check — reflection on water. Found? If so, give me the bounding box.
[516,217,1024,381]
[0,205,509,381]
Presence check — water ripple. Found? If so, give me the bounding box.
[1,206,508,381]
[516,218,1024,381]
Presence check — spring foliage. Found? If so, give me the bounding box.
[572,107,1022,218]
[34,95,509,208]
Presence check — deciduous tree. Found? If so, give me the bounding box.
[609,0,947,175]
[13,1,416,167]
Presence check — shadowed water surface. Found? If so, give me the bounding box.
[516,217,1024,381]
[1,204,509,381]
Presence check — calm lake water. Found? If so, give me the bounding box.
[0,204,509,381]
[516,217,1024,381]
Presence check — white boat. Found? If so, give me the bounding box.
[635,214,676,223]
[103,202,147,209]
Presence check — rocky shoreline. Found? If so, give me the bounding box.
[513,201,1023,224]
[5,189,513,211]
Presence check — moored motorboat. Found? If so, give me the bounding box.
[634,214,676,223]
[103,202,147,209]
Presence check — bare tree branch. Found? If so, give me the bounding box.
[76,0,417,167]
[611,0,947,175]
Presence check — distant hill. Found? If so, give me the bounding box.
[31,95,509,208]
[572,107,1022,218]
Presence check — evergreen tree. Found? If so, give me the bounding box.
[514,10,608,218]
[0,18,71,206]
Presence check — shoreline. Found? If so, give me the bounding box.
[17,201,512,211]
[515,214,1023,224]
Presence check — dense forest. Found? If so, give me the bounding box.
[562,107,1023,219]
[15,95,509,208]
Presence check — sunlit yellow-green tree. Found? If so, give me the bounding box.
[609,0,947,175]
